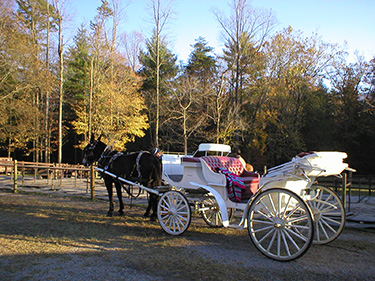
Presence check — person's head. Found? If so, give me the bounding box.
[233,149,241,157]
[152,147,163,158]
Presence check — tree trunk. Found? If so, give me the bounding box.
[57,2,64,164]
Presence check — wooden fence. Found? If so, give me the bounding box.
[0,158,96,199]
[317,172,374,206]
[1,158,374,207]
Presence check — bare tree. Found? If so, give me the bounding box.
[51,0,66,163]
[212,0,276,147]
[165,76,207,154]
[121,31,144,72]
[148,0,174,147]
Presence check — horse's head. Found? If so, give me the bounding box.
[82,134,106,166]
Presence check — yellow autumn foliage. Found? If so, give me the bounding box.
[72,55,148,150]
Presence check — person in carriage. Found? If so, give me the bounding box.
[233,149,254,172]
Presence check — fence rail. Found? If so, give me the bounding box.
[316,172,374,212]
[0,158,96,199]
[1,159,374,208]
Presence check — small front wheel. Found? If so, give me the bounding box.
[248,188,314,261]
[157,190,191,235]
[201,196,233,228]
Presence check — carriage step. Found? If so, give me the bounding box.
[227,224,245,230]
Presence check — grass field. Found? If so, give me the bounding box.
[1,189,375,280]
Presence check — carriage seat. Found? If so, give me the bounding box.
[201,156,259,202]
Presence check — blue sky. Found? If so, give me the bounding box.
[71,0,374,63]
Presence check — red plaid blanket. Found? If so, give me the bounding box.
[219,168,245,202]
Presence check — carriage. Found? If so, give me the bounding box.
[96,143,352,261]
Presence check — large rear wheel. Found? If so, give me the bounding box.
[307,185,346,244]
[248,188,314,261]
[157,190,191,235]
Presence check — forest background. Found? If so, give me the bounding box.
[0,0,374,174]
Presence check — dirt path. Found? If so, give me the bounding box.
[0,190,374,281]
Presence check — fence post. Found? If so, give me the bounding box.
[342,172,347,210]
[13,160,18,193]
[369,175,372,197]
[90,165,95,200]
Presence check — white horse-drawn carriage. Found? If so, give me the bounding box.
[98,143,352,261]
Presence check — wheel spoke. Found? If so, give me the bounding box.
[321,215,342,226]
[267,193,277,215]
[266,229,278,252]
[315,221,321,241]
[283,228,302,251]
[257,227,275,244]
[260,199,276,218]
[317,220,329,240]
[256,209,275,222]
[277,231,281,257]
[287,214,310,225]
[251,219,275,226]
[162,197,171,209]
[284,204,303,220]
[281,195,293,219]
[280,230,291,256]
[285,226,308,242]
[320,216,340,233]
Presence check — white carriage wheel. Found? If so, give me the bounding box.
[200,196,233,228]
[307,185,346,245]
[157,190,191,236]
[247,188,314,261]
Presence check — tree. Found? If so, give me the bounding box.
[139,31,178,147]
[0,0,58,160]
[16,0,59,162]
[328,58,375,172]
[145,0,175,147]
[186,37,217,80]
[121,31,144,72]
[184,38,233,146]
[68,0,148,151]
[52,0,66,163]
[213,0,276,149]
[165,76,208,154]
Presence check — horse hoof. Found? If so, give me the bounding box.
[118,210,124,216]
[143,213,150,218]
[107,212,113,217]
[150,215,157,222]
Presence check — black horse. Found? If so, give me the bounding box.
[82,134,162,220]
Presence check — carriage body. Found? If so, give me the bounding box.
[159,144,351,260]
[163,147,349,218]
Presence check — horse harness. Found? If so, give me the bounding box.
[101,149,149,181]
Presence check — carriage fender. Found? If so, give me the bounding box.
[189,181,229,227]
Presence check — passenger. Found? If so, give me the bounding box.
[234,150,254,172]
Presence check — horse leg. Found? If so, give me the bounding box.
[114,181,124,216]
[149,193,158,221]
[144,193,151,218]
[144,180,158,221]
[105,180,114,217]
